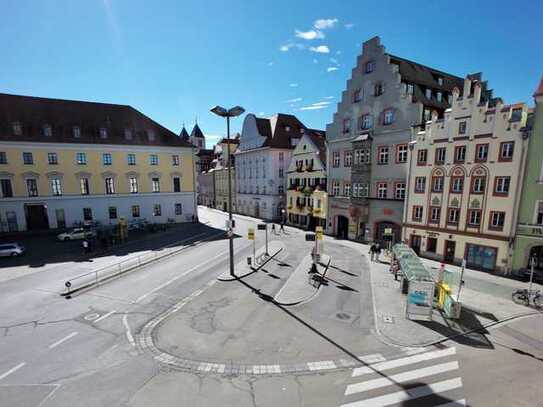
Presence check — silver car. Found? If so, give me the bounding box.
[0,243,25,257]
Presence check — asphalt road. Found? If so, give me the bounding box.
[1,206,542,406]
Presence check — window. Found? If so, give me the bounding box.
[423,108,432,122]
[437,77,443,86]
[48,152,58,165]
[458,121,467,135]
[129,177,138,193]
[73,126,81,138]
[436,92,442,102]
[50,178,62,196]
[435,148,446,164]
[332,181,340,196]
[361,148,371,163]
[395,182,406,199]
[396,144,408,163]
[429,207,441,223]
[173,177,181,192]
[454,146,466,163]
[152,177,160,193]
[76,152,87,165]
[278,185,284,194]
[83,208,93,221]
[332,151,340,167]
[415,177,426,193]
[365,60,375,73]
[352,183,359,197]
[468,209,481,226]
[374,82,385,96]
[23,152,33,165]
[132,205,140,218]
[425,88,432,99]
[432,176,444,192]
[12,122,22,136]
[536,202,543,225]
[417,149,428,165]
[377,182,388,199]
[105,177,115,194]
[407,83,414,95]
[344,151,353,167]
[126,153,136,166]
[99,128,108,139]
[80,178,89,195]
[344,183,351,197]
[475,144,489,162]
[360,183,369,197]
[175,203,183,215]
[448,208,460,224]
[490,211,505,230]
[150,154,159,165]
[1,179,13,197]
[42,124,52,137]
[279,168,284,177]
[451,177,464,193]
[494,176,510,196]
[378,146,389,164]
[170,154,180,166]
[124,129,133,140]
[343,118,351,133]
[353,89,362,103]
[413,206,423,221]
[511,108,522,122]
[103,153,112,165]
[153,204,162,216]
[383,109,394,125]
[472,176,486,193]
[361,114,373,130]
[0,152,7,164]
[499,142,514,161]
[108,207,117,219]
[427,237,437,253]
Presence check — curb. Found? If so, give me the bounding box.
[217,247,283,282]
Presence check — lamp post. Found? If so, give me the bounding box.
[210,105,245,277]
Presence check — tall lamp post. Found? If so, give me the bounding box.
[210,105,245,277]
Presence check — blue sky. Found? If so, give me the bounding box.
[1,0,542,147]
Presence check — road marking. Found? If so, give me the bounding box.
[436,400,467,407]
[48,332,78,349]
[83,312,100,321]
[93,310,116,323]
[352,347,456,377]
[345,361,459,395]
[123,314,135,347]
[0,362,26,381]
[341,377,463,407]
[135,249,229,303]
[356,353,386,364]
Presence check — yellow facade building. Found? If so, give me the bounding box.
[0,93,196,232]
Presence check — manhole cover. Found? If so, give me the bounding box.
[383,316,394,324]
[336,312,351,320]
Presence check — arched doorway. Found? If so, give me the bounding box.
[337,215,349,239]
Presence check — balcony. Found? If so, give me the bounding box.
[517,223,543,237]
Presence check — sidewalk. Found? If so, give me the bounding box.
[369,259,540,347]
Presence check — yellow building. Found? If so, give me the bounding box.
[0,93,196,232]
[286,131,327,230]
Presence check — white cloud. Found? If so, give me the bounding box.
[295,29,324,40]
[309,45,330,54]
[312,101,331,106]
[289,83,298,87]
[280,43,305,52]
[327,67,338,72]
[314,18,338,30]
[285,97,302,103]
[299,100,331,110]
[323,96,335,100]
[258,112,265,116]
[344,23,355,29]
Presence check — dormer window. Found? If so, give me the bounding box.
[437,77,443,86]
[12,122,22,136]
[124,129,133,140]
[99,127,108,139]
[365,60,375,73]
[147,130,156,141]
[43,124,52,137]
[72,126,81,138]
[407,83,414,95]
[436,92,442,102]
[425,88,432,99]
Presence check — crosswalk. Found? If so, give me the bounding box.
[340,346,466,407]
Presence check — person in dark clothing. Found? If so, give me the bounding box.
[369,243,376,262]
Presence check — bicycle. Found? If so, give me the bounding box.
[512,288,543,309]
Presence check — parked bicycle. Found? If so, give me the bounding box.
[512,288,543,309]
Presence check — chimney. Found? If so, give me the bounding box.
[463,76,472,99]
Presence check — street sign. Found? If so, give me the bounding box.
[305,233,316,241]
[257,224,267,230]
[315,226,323,240]
[384,227,393,235]
[248,228,255,240]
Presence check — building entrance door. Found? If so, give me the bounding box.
[411,235,422,255]
[55,208,66,229]
[24,204,49,231]
[337,215,349,239]
[444,240,456,263]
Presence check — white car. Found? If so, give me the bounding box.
[57,228,96,241]
[0,243,25,257]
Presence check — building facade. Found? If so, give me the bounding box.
[197,171,214,206]
[512,76,543,273]
[403,75,530,272]
[286,132,327,230]
[0,93,196,232]
[236,113,321,221]
[326,36,462,242]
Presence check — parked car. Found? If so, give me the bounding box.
[57,228,96,241]
[0,243,25,257]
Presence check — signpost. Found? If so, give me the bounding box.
[258,223,268,255]
[248,227,255,264]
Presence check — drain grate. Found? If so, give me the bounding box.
[382,315,394,324]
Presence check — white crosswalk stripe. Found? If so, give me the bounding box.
[340,346,465,407]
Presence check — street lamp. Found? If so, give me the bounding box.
[210,105,245,277]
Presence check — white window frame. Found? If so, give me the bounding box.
[377,182,387,199]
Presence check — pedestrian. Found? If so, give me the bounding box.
[280,221,285,233]
[375,243,382,263]
[82,239,89,254]
[272,223,276,234]
[369,242,376,262]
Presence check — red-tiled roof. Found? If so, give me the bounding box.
[534,75,543,97]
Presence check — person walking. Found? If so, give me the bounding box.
[82,239,89,255]
[375,243,382,263]
[280,221,285,233]
[369,242,376,262]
